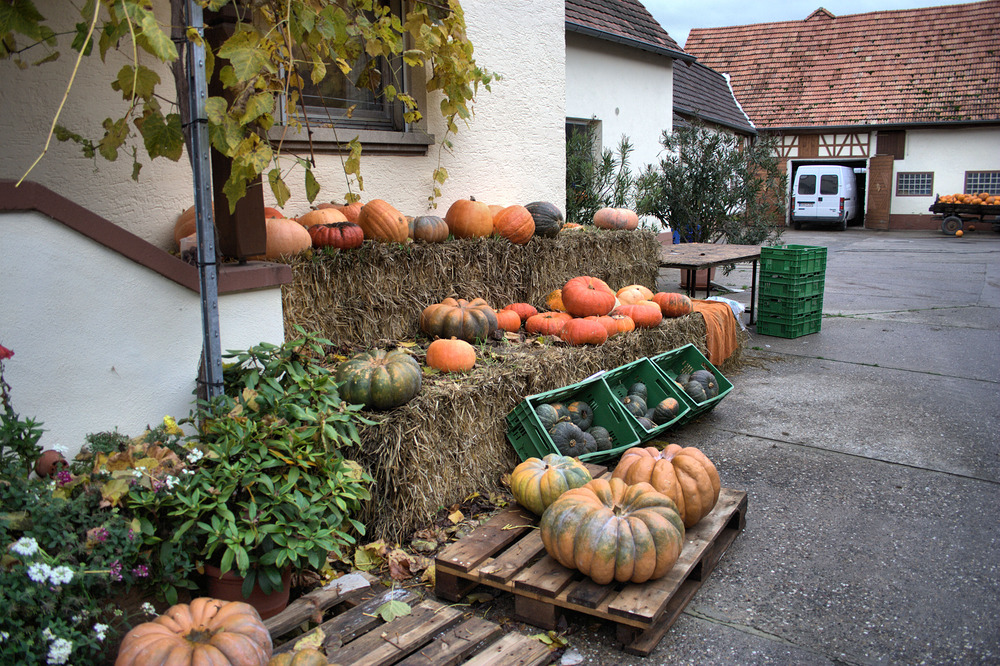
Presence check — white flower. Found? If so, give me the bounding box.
[42,627,55,641]
[0,631,8,642]
[140,602,156,615]
[165,475,179,490]
[10,536,39,558]
[93,623,109,642]
[132,469,143,478]
[186,448,204,464]
[53,444,69,456]
[48,565,75,586]
[28,562,53,583]
[46,637,73,665]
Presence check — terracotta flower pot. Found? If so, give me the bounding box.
[34,450,67,478]
[203,564,291,620]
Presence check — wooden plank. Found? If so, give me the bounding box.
[512,554,576,597]
[264,572,373,639]
[436,506,536,573]
[514,594,562,630]
[331,599,464,666]
[659,243,762,270]
[436,567,481,603]
[395,617,504,666]
[479,531,545,584]
[582,462,608,478]
[565,577,616,609]
[621,579,700,657]
[460,633,552,666]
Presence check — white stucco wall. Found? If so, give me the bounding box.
[1,210,285,458]
[889,127,1000,215]
[0,0,566,248]
[565,32,674,173]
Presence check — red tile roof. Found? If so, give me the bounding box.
[566,0,690,60]
[685,1,1000,129]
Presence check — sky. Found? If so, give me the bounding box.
[642,0,976,48]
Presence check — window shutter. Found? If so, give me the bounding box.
[876,131,905,160]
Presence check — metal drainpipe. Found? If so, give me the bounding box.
[186,0,224,400]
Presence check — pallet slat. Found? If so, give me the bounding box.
[460,632,553,666]
[437,506,536,573]
[395,617,505,666]
[331,600,464,666]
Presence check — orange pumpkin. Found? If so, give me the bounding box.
[262,218,312,259]
[263,207,284,219]
[503,303,538,322]
[495,309,521,332]
[546,289,566,312]
[115,597,272,666]
[593,207,639,230]
[586,314,635,337]
[445,197,493,238]
[616,284,654,305]
[323,201,363,224]
[268,649,328,666]
[525,312,572,336]
[560,318,608,346]
[357,200,408,242]
[297,208,348,228]
[426,338,476,372]
[561,276,617,317]
[612,444,721,528]
[492,205,535,244]
[652,292,694,318]
[614,303,662,328]
[174,205,208,247]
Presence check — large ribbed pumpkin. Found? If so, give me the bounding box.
[321,201,363,224]
[561,276,617,317]
[652,292,694,318]
[307,222,364,249]
[114,597,272,666]
[426,338,476,372]
[613,303,662,328]
[262,218,312,259]
[585,314,635,338]
[356,199,408,242]
[540,478,684,585]
[560,318,608,346]
[526,201,564,238]
[336,349,422,410]
[612,444,720,528]
[593,207,639,230]
[492,205,535,244]
[503,303,538,322]
[297,208,348,228]
[510,454,592,516]
[411,215,450,243]
[420,298,498,343]
[445,197,493,238]
[525,311,572,336]
[616,284,654,305]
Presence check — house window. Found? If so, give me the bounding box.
[965,171,1000,195]
[896,172,933,196]
[877,131,905,160]
[566,118,602,153]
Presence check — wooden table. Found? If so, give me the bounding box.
[658,243,762,324]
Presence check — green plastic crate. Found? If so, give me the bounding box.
[756,312,822,338]
[761,244,828,275]
[759,273,825,299]
[758,292,824,318]
[650,344,733,423]
[601,358,692,442]
[506,375,641,464]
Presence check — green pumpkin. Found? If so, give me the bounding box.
[587,425,612,452]
[651,397,681,425]
[684,380,708,403]
[621,393,647,417]
[510,454,593,515]
[336,349,422,410]
[566,400,594,431]
[550,421,595,457]
[628,382,648,402]
[691,369,719,399]
[525,201,564,238]
[636,416,656,431]
[536,403,561,431]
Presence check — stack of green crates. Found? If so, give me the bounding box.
[757,244,827,338]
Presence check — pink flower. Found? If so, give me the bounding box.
[55,470,73,486]
[109,560,123,582]
[0,344,12,361]
[132,565,149,578]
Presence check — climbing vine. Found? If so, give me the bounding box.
[2,0,496,209]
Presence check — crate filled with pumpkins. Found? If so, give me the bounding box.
[509,442,721,586]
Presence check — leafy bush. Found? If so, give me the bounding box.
[566,125,637,226]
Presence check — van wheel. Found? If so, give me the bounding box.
[837,218,847,231]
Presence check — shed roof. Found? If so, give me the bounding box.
[685,0,1000,129]
[566,0,692,61]
[673,60,756,135]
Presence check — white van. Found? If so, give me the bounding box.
[791,165,859,230]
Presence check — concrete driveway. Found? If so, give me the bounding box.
[554,228,1000,664]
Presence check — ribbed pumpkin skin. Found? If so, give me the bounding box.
[115,597,272,666]
[411,215,450,242]
[322,201,363,224]
[526,201,564,238]
[510,454,593,516]
[426,338,476,372]
[264,218,313,259]
[561,276,617,317]
[525,312,572,336]
[612,445,721,528]
[545,289,566,312]
[445,198,493,238]
[560,318,608,346]
[298,208,348,228]
[586,314,635,337]
[336,349,422,410]
[495,309,521,332]
[616,284,654,305]
[593,207,639,230]
[652,292,694,318]
[540,478,684,585]
[308,222,364,249]
[503,303,538,322]
[420,298,498,343]
[493,205,535,244]
[614,303,662,328]
[357,199,408,242]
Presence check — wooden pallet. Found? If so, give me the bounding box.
[434,486,748,656]
[263,572,553,666]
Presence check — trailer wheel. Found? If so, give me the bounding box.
[941,216,963,236]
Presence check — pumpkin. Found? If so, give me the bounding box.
[495,309,521,333]
[307,222,364,249]
[420,298,499,343]
[510,454,593,516]
[587,426,612,452]
[115,597,272,666]
[411,215,450,243]
[628,382,648,402]
[262,218,312,259]
[174,205,204,247]
[560,318,608,346]
[356,199,408,243]
[636,416,655,431]
[525,201,564,238]
[320,201,363,223]
[565,400,594,431]
[586,314,635,338]
[445,197,493,238]
[683,380,708,403]
[426,338,476,372]
[525,311,572,336]
[539,477,684,585]
[263,207,284,219]
[561,276,616,317]
[562,222,584,231]
[336,349,422,410]
[612,444,721,528]
[297,208,348,228]
[535,403,564,431]
[651,397,681,425]
[652,292,694,318]
[492,205,535,244]
[593,207,639,231]
[549,421,596,457]
[268,649,328,666]
[621,393,647,417]
[616,284,654,305]
[614,303,662,328]
[503,303,538,322]
[690,369,719,399]
[545,289,566,312]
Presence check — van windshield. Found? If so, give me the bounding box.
[798,175,816,195]
[820,175,839,195]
